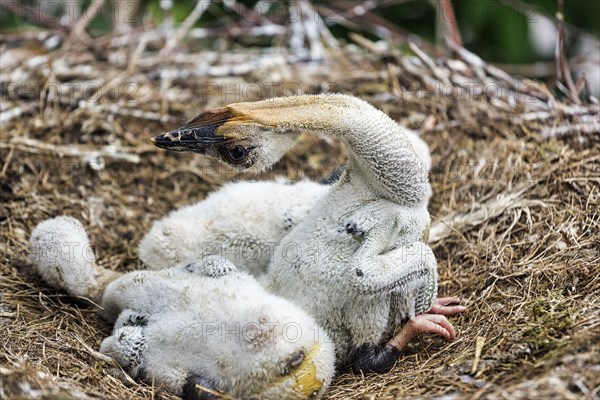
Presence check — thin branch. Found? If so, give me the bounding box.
[0,0,66,30]
[68,0,106,44]
[160,1,209,56]
[498,0,597,38]
[540,121,600,139]
[429,184,545,243]
[446,39,551,103]
[335,0,411,19]
[555,0,580,104]
[2,137,142,165]
[409,42,450,84]
[314,7,340,51]
[0,30,63,45]
[188,24,286,39]
[78,102,178,123]
[440,0,463,47]
[325,3,441,56]
[299,0,324,60]
[288,2,307,56]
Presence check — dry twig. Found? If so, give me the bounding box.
[555,0,581,104]
[2,137,141,165]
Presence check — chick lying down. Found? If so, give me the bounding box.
[101,258,335,400]
[29,216,335,400]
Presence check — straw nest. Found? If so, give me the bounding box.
[1,34,598,400]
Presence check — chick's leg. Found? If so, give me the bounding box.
[352,298,464,373]
[390,297,465,349]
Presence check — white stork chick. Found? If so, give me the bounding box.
[100,257,336,399]
[152,94,464,372]
[28,217,336,399]
[139,179,330,275]
[140,128,431,275]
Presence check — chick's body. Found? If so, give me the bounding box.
[28,217,336,400]
[150,94,458,372]
[267,170,436,364]
[139,180,329,275]
[101,258,336,400]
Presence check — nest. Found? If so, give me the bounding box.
[1,28,599,400]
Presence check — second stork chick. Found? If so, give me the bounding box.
[152,94,464,373]
[28,216,336,399]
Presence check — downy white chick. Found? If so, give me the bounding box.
[152,94,464,372]
[139,180,330,275]
[101,258,336,400]
[28,216,336,399]
[140,129,431,275]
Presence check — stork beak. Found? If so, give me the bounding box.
[152,107,239,153]
[151,127,227,154]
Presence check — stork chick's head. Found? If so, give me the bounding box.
[152,106,299,173]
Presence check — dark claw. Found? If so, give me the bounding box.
[351,343,400,373]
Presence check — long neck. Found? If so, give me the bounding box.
[230,94,429,205]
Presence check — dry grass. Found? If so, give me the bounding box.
[1,39,599,400]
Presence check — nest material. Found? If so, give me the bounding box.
[1,36,599,400]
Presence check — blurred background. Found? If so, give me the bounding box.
[1,0,599,93]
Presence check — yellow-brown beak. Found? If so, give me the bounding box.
[258,343,325,399]
[291,343,325,398]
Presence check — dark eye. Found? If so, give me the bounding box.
[228,146,247,162]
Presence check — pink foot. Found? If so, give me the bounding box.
[429,297,466,316]
[388,298,465,351]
